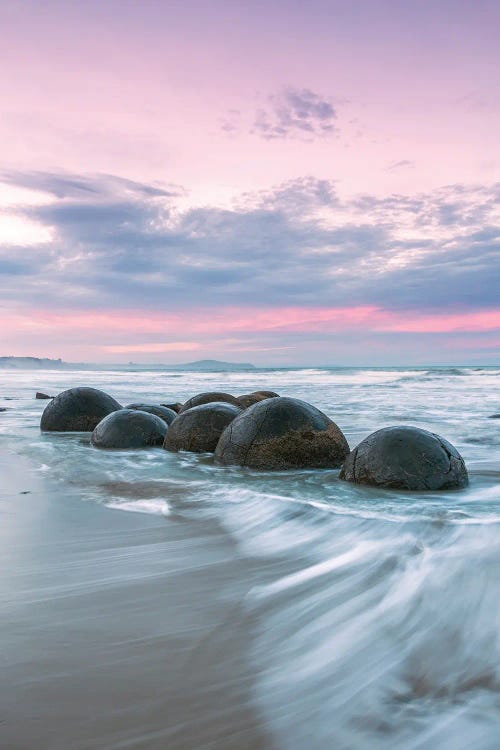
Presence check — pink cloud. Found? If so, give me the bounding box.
[1,306,499,347]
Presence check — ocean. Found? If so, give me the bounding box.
[1,366,500,749]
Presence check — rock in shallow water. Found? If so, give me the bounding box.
[91,409,167,449]
[125,403,177,425]
[164,402,242,453]
[236,390,279,409]
[215,396,349,470]
[339,425,468,491]
[161,402,183,413]
[41,387,121,432]
[180,391,240,412]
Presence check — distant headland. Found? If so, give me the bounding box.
[0,356,255,372]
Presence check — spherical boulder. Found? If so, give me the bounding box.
[40,387,121,432]
[180,391,240,412]
[236,390,279,409]
[215,396,349,470]
[125,403,177,425]
[91,409,167,449]
[161,402,183,414]
[339,426,468,491]
[164,402,242,453]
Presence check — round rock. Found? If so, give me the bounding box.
[236,390,279,409]
[125,403,177,425]
[161,402,183,413]
[215,396,349,470]
[339,426,468,491]
[164,402,242,453]
[40,387,121,432]
[180,391,240,412]
[91,409,167,449]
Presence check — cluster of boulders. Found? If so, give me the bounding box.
[40,386,469,491]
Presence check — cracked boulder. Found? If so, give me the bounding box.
[236,390,279,409]
[41,387,122,432]
[180,391,240,412]
[214,396,349,470]
[164,402,242,453]
[91,409,167,449]
[339,426,468,490]
[125,403,177,425]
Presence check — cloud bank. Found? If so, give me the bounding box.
[0,171,498,362]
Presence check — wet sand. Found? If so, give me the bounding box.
[0,449,275,750]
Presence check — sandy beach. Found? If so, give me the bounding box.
[0,448,275,750]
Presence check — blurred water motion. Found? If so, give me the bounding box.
[1,366,499,748]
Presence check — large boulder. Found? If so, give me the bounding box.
[40,387,121,432]
[180,391,240,412]
[125,403,177,425]
[215,396,349,470]
[161,402,183,414]
[164,402,242,453]
[236,390,279,409]
[339,426,468,491]
[91,409,167,449]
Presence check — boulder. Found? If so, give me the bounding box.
[161,402,183,413]
[236,390,279,409]
[488,413,500,419]
[40,387,121,432]
[36,392,53,400]
[125,403,177,425]
[339,426,468,491]
[215,396,349,469]
[91,409,167,449]
[180,391,240,412]
[164,402,242,453]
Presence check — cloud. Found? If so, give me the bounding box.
[0,171,498,329]
[251,88,337,140]
[0,170,179,200]
[386,160,415,171]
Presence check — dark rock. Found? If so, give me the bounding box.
[164,402,242,453]
[125,403,177,425]
[0,407,7,412]
[180,391,240,412]
[40,387,121,432]
[488,414,500,419]
[36,392,53,400]
[215,396,349,470]
[236,390,279,409]
[339,426,468,491]
[161,402,183,413]
[91,409,167,449]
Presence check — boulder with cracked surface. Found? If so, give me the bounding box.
[339,426,468,491]
[215,396,349,470]
[164,402,241,453]
[180,391,240,412]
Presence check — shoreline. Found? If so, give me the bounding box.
[0,447,275,750]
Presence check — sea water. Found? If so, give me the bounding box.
[1,366,499,749]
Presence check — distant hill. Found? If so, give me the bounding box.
[168,359,255,371]
[0,357,255,371]
[0,357,66,370]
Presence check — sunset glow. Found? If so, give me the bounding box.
[0,0,498,364]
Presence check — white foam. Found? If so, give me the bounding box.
[105,498,170,516]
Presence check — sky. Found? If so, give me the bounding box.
[0,0,498,366]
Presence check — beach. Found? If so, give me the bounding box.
[1,449,275,750]
[1,365,500,749]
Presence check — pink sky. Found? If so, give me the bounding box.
[0,0,498,364]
